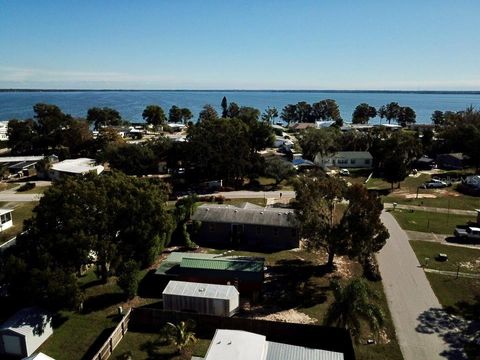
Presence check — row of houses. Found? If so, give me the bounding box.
[0,156,104,180]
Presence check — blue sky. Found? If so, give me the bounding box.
[1,0,479,90]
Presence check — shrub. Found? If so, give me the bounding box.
[117,260,141,299]
[17,182,36,192]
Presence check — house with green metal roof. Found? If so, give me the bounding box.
[155,252,265,296]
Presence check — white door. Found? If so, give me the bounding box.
[2,334,23,355]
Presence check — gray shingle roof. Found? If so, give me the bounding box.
[191,204,296,228]
[0,307,51,337]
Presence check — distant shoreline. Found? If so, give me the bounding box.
[1,89,480,95]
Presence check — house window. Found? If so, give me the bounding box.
[365,159,371,165]
[337,159,348,165]
[0,213,10,224]
[209,223,215,232]
[350,159,356,165]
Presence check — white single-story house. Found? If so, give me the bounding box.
[197,329,344,360]
[315,151,373,169]
[162,280,239,317]
[0,121,9,141]
[0,308,53,358]
[49,158,104,180]
[0,208,13,233]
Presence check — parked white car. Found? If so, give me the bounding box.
[339,169,350,176]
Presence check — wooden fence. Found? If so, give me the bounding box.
[90,308,131,360]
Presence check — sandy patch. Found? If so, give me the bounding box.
[252,308,317,324]
[459,259,480,272]
[404,194,437,199]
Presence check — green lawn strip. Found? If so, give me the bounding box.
[111,331,211,360]
[409,240,480,274]
[391,209,476,234]
[0,201,36,244]
[383,195,480,211]
[425,273,480,318]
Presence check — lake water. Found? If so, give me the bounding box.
[1,90,480,124]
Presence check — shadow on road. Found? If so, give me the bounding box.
[416,307,479,359]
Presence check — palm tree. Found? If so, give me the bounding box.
[324,278,384,341]
[163,320,197,353]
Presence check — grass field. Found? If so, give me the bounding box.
[383,194,480,211]
[425,273,480,317]
[0,201,36,244]
[38,269,157,360]
[409,240,480,319]
[409,241,480,273]
[391,209,476,234]
[16,185,48,194]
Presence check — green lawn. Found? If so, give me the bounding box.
[0,202,36,244]
[383,194,480,211]
[409,241,480,273]
[391,209,476,234]
[111,331,211,360]
[38,269,157,360]
[409,240,480,319]
[425,273,480,317]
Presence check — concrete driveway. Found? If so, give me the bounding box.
[378,211,462,360]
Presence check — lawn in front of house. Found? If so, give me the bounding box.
[409,240,480,318]
[409,240,480,273]
[391,209,476,234]
[0,201,37,244]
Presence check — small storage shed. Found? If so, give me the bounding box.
[0,208,13,232]
[162,280,239,317]
[0,307,53,358]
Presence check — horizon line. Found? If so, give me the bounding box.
[1,88,480,94]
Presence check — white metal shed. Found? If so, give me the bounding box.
[0,307,53,358]
[162,280,239,317]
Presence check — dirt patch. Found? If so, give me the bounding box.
[404,193,437,199]
[328,256,354,279]
[459,259,480,272]
[249,307,317,324]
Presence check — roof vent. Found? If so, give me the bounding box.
[198,287,205,292]
[234,210,238,213]
[260,211,264,214]
[227,341,232,345]
[217,341,221,344]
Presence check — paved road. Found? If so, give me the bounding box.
[384,203,477,216]
[214,190,295,199]
[0,193,42,202]
[378,211,451,360]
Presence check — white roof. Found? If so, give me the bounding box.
[0,307,50,337]
[24,353,55,360]
[50,158,104,175]
[162,280,239,300]
[0,208,13,216]
[205,329,267,360]
[469,227,480,232]
[203,329,344,360]
[0,156,44,163]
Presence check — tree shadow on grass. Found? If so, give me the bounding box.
[138,269,161,298]
[82,292,125,313]
[416,307,479,360]
[262,259,329,310]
